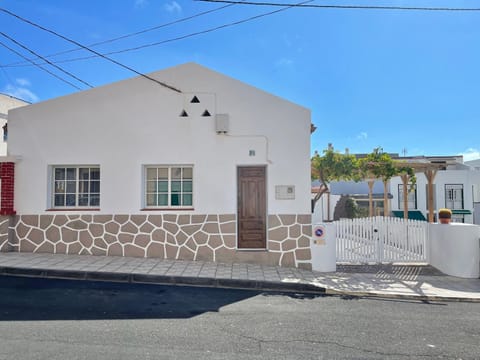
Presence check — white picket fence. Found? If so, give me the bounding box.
[335,216,429,263]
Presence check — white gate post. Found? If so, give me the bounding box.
[311,222,336,272]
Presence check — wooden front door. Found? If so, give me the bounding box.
[237,166,267,249]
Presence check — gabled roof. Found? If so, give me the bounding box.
[14,62,309,114]
[147,62,309,111]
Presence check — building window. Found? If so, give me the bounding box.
[53,166,100,208]
[2,123,7,142]
[145,166,193,208]
[398,184,417,209]
[445,184,463,209]
[451,214,465,223]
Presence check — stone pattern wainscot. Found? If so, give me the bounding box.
[268,214,312,269]
[7,214,312,269]
[0,216,10,252]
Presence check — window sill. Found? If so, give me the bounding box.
[140,208,194,211]
[46,208,101,212]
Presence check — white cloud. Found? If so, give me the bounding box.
[164,1,182,14]
[275,58,294,68]
[461,148,480,161]
[15,78,31,87]
[357,132,368,140]
[3,80,39,103]
[134,0,149,8]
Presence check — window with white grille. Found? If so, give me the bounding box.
[52,166,100,208]
[445,184,463,209]
[144,166,193,208]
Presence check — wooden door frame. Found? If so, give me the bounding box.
[236,165,267,249]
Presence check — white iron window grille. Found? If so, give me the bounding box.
[145,166,193,208]
[53,166,100,208]
[445,184,463,209]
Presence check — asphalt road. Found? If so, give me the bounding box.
[0,275,479,359]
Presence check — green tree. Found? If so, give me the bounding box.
[394,164,417,219]
[312,146,416,219]
[333,195,359,220]
[358,148,398,216]
[358,147,416,217]
[344,196,360,219]
[311,145,359,207]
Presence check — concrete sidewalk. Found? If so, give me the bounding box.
[0,252,479,302]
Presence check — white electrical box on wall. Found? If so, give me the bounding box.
[275,185,295,200]
[215,113,229,134]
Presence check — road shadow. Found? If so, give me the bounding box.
[0,275,262,321]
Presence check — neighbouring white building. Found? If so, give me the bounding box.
[0,93,29,156]
[390,156,480,224]
[465,159,480,224]
[1,63,313,269]
[466,158,480,170]
[313,155,480,225]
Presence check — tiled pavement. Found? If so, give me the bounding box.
[0,252,479,302]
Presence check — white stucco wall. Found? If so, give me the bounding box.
[429,223,480,278]
[8,63,311,215]
[465,159,480,170]
[312,193,340,223]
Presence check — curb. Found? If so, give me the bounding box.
[0,266,326,295]
[324,288,480,303]
[1,266,479,303]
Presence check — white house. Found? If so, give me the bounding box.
[466,158,480,170]
[312,155,480,225]
[0,93,29,156]
[465,159,480,224]
[390,156,480,224]
[1,63,313,269]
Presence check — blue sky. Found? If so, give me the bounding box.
[1,0,479,160]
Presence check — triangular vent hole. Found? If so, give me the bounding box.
[190,96,200,103]
[180,110,188,117]
[202,110,211,117]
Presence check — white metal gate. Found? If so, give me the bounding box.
[335,216,428,263]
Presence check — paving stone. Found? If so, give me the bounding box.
[1,253,479,301]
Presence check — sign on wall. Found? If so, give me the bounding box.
[275,185,295,200]
[313,224,326,245]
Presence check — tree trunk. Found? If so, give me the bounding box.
[383,180,389,217]
[425,169,437,223]
[368,179,374,217]
[401,174,409,220]
[327,191,331,221]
